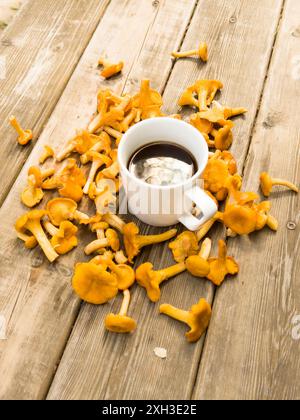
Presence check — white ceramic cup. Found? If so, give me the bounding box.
[118,117,217,230]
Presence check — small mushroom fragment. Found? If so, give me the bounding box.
[58,159,87,202]
[72,261,118,304]
[84,228,120,255]
[47,198,89,226]
[9,115,33,146]
[172,42,208,62]
[123,222,177,263]
[160,298,212,343]
[56,130,103,162]
[207,240,239,286]
[186,238,212,278]
[136,261,186,302]
[98,57,124,79]
[39,145,55,164]
[15,210,59,262]
[169,231,199,263]
[260,172,299,197]
[50,221,78,255]
[105,290,137,333]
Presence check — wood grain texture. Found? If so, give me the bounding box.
[194,0,300,400]
[0,0,187,400]
[0,0,110,205]
[47,0,283,400]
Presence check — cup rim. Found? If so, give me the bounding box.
[118,117,208,191]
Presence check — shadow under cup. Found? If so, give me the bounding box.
[118,117,214,228]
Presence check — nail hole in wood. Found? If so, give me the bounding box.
[287,221,296,230]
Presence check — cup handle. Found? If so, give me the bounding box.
[178,187,218,231]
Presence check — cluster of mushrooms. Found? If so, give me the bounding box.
[11,48,299,343]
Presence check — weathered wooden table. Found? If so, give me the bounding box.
[0,0,299,400]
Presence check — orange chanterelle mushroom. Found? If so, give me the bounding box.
[169,231,199,263]
[206,240,239,286]
[160,298,212,343]
[98,57,124,79]
[260,172,299,197]
[136,260,186,302]
[9,115,33,146]
[72,261,118,304]
[172,42,208,62]
[105,290,137,334]
[123,222,177,263]
[186,238,212,278]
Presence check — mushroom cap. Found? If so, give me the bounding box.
[186,298,212,342]
[72,262,118,304]
[214,124,233,150]
[260,172,273,197]
[110,264,135,290]
[190,113,213,134]
[207,255,239,286]
[198,42,208,61]
[105,314,137,333]
[178,88,198,108]
[51,221,78,255]
[169,231,199,263]
[106,228,120,252]
[46,197,77,226]
[21,186,44,208]
[59,181,84,203]
[28,166,43,186]
[15,209,47,234]
[223,205,257,235]
[136,262,162,302]
[185,255,210,278]
[203,159,230,196]
[123,222,140,263]
[60,159,86,187]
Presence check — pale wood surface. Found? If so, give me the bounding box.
[47,0,285,400]
[0,0,298,401]
[0,0,110,205]
[194,0,300,400]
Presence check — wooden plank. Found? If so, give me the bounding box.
[194,0,300,400]
[0,0,196,400]
[47,0,284,400]
[0,0,110,205]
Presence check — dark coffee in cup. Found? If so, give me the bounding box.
[128,141,198,186]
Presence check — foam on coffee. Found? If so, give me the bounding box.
[128,141,197,186]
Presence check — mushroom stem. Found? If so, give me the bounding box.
[172,49,198,58]
[83,161,103,194]
[138,229,177,248]
[74,210,90,222]
[119,290,130,316]
[43,221,59,236]
[84,238,108,255]
[158,262,186,282]
[27,221,59,262]
[199,238,212,260]
[56,143,75,162]
[160,304,190,324]
[197,218,216,242]
[271,178,299,193]
[41,168,55,180]
[9,115,23,136]
[102,213,125,233]
[104,126,123,139]
[218,240,227,261]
